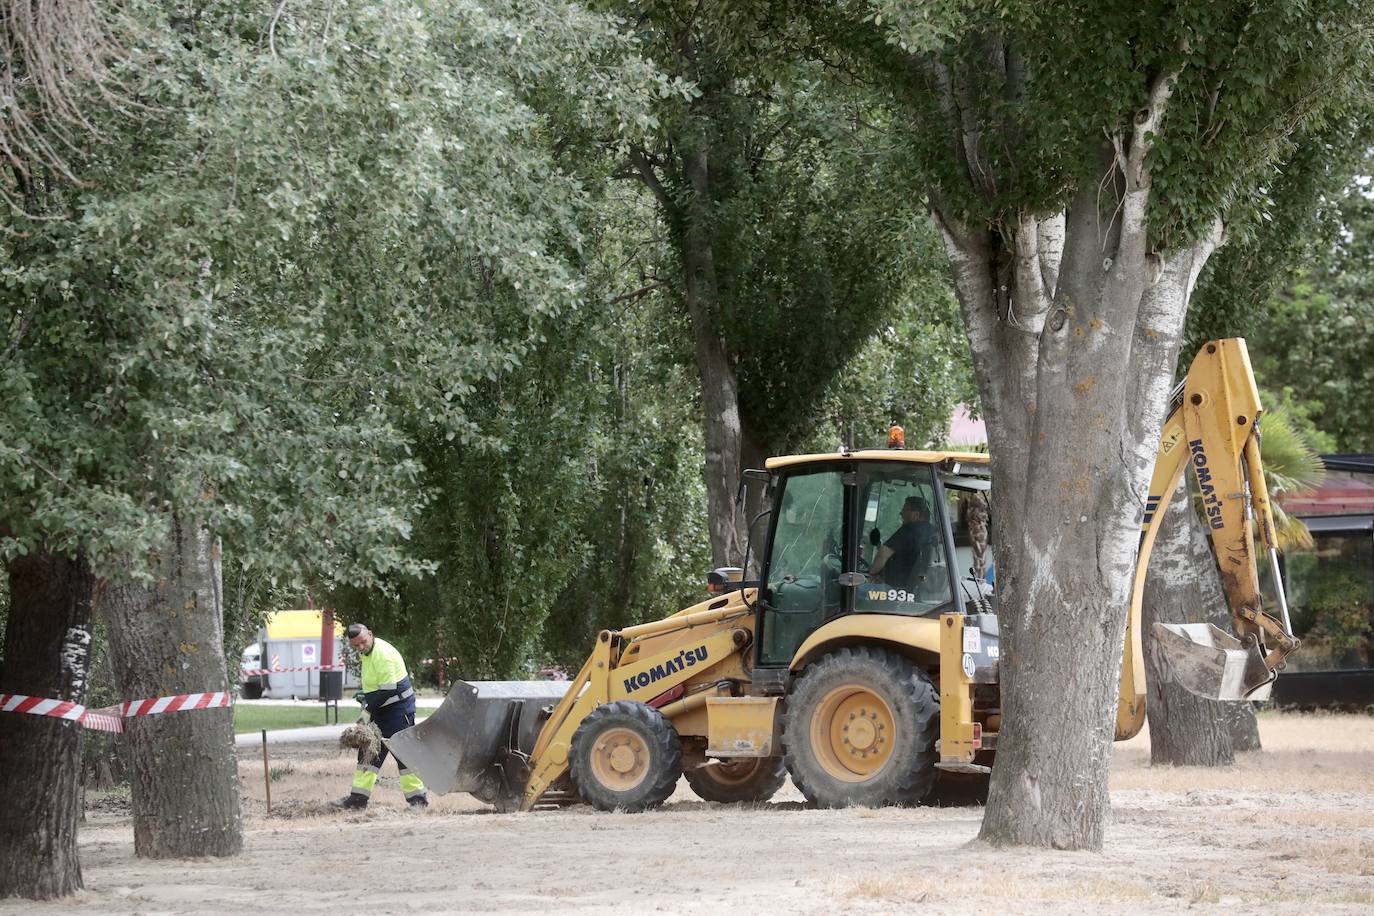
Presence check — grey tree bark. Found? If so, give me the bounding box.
[924,51,1226,848]
[0,548,95,899]
[679,143,746,569]
[103,517,241,858]
[630,129,747,570]
[1142,479,1260,763]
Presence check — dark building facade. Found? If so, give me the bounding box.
[1273,455,1374,708]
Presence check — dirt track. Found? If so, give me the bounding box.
[6,712,1373,914]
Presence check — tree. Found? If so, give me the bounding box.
[1241,147,1374,451]
[0,547,94,899]
[1150,123,1372,763]
[822,1,1374,849]
[620,4,955,565]
[103,520,240,858]
[1,0,668,894]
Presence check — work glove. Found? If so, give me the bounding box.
[353,690,366,705]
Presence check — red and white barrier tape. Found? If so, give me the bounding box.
[242,664,345,676]
[0,691,230,734]
[1,694,85,722]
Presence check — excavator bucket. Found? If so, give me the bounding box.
[1151,623,1275,702]
[386,680,569,797]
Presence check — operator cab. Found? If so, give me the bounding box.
[753,448,991,668]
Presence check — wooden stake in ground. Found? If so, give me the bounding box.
[261,729,271,815]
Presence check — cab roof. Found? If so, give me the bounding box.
[764,449,990,471]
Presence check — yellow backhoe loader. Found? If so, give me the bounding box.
[391,338,1298,812]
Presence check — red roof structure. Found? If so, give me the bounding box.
[1279,456,1374,517]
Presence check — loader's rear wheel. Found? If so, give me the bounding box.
[684,756,787,804]
[570,701,681,812]
[782,647,939,808]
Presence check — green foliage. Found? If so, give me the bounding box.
[1237,152,1374,452]
[803,275,975,452]
[612,5,964,460]
[718,80,960,453]
[841,0,1374,251]
[1251,405,1326,551]
[1287,554,1373,660]
[326,181,712,678]
[0,0,663,590]
[329,284,713,676]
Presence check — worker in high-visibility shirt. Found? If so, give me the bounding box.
[331,623,428,809]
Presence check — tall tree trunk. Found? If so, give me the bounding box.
[1142,478,1262,759]
[629,55,747,571]
[1141,480,1238,765]
[0,548,95,899]
[104,516,241,858]
[738,425,774,574]
[928,53,1226,845]
[678,143,745,569]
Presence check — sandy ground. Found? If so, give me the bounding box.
[6,711,1373,914]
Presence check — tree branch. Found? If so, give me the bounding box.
[627,145,673,213]
[607,283,662,306]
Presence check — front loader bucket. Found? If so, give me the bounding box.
[386,680,569,796]
[1150,623,1275,702]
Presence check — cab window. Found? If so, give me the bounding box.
[760,469,845,665]
[855,464,952,614]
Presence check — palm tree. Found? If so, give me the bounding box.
[1256,405,1326,551]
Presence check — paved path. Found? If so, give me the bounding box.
[237,696,442,708]
[233,696,441,748]
[236,723,351,747]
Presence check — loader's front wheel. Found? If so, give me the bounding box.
[684,756,787,804]
[782,647,939,808]
[570,701,681,812]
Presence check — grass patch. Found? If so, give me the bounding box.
[842,877,936,901]
[234,705,431,734]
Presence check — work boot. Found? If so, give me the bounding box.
[407,795,429,809]
[330,793,369,810]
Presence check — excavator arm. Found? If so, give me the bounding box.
[1117,339,1300,737]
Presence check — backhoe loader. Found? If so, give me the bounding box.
[390,338,1298,812]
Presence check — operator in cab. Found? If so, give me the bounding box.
[869,495,937,590]
[332,623,428,809]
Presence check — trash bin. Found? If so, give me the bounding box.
[320,669,344,701]
[320,669,344,724]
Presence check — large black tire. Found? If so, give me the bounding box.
[570,701,682,812]
[684,756,787,804]
[781,647,939,808]
[239,680,263,700]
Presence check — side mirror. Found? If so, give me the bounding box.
[869,527,881,547]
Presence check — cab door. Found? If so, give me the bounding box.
[757,466,850,666]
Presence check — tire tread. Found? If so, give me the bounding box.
[570,700,682,812]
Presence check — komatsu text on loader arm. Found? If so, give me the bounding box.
[390,338,1297,812]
